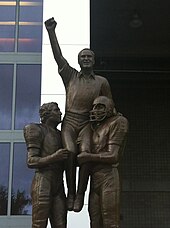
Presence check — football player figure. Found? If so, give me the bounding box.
[77,96,129,228]
[24,102,68,228]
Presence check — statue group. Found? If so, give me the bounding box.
[23,18,129,228]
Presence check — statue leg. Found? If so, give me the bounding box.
[102,190,120,228]
[74,164,90,212]
[88,188,103,228]
[101,169,120,228]
[50,192,67,228]
[66,152,77,211]
[31,173,51,228]
[61,122,78,211]
[74,123,92,212]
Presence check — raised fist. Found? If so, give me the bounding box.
[45,17,57,31]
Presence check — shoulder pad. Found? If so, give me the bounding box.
[23,123,43,149]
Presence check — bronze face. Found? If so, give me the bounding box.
[78,49,95,69]
[47,105,62,125]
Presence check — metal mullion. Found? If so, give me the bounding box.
[7,142,14,216]
[11,64,17,131]
[6,63,17,215]
[14,0,20,52]
[6,61,16,215]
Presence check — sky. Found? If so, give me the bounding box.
[42,1,90,227]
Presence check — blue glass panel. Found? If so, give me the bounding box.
[0,65,13,130]
[18,25,42,52]
[0,1,16,52]
[0,143,10,215]
[11,143,34,215]
[18,0,43,52]
[15,64,41,129]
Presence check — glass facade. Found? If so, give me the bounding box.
[0,143,10,215]
[0,0,43,226]
[15,64,41,129]
[0,1,16,52]
[18,0,43,52]
[0,0,43,52]
[0,65,13,130]
[11,143,33,215]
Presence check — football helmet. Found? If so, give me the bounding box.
[90,96,114,122]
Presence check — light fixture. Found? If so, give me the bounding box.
[129,10,143,28]
[0,1,42,6]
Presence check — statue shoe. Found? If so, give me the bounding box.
[73,193,84,212]
[67,195,74,211]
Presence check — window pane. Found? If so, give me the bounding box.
[18,0,43,52]
[15,64,41,129]
[0,143,10,215]
[0,65,13,130]
[0,1,16,52]
[11,143,34,215]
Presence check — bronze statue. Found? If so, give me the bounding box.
[45,17,113,211]
[78,96,128,228]
[23,102,68,228]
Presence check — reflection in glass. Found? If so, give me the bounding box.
[18,0,43,52]
[15,64,41,130]
[0,1,16,52]
[11,143,34,215]
[0,65,13,130]
[0,143,10,215]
